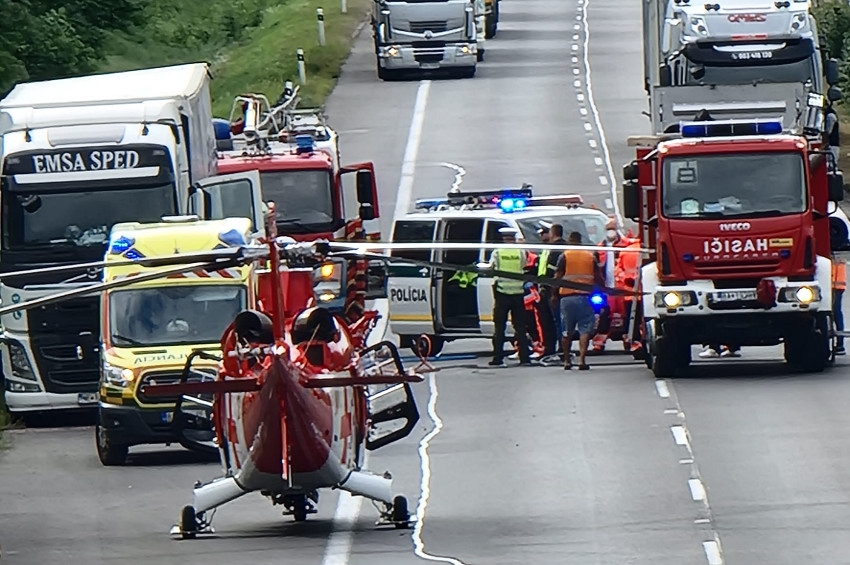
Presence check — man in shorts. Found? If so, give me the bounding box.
[553,231,600,370]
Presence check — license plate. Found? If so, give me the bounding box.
[713,290,757,302]
[77,392,98,405]
[420,63,440,70]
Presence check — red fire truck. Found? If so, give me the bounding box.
[203,88,386,322]
[622,117,845,377]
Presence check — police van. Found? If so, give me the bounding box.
[387,187,610,355]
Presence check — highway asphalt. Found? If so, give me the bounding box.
[3,0,850,564]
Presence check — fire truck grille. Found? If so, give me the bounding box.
[694,260,781,278]
[409,20,448,34]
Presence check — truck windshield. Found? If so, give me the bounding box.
[516,214,606,244]
[108,285,247,347]
[682,57,815,86]
[259,169,335,233]
[1,182,177,250]
[662,152,806,219]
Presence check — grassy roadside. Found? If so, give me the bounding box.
[100,0,372,117]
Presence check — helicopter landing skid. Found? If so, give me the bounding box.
[169,506,216,539]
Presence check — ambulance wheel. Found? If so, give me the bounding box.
[180,505,198,539]
[95,419,128,466]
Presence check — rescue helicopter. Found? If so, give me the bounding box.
[0,203,649,539]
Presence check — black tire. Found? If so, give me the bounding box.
[461,66,476,79]
[391,495,410,529]
[476,50,484,63]
[830,216,849,250]
[95,420,128,466]
[180,505,198,539]
[785,317,830,373]
[410,334,444,357]
[485,13,497,39]
[651,335,690,378]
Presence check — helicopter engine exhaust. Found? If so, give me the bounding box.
[336,470,394,504]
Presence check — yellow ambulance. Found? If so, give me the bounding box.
[95,215,254,466]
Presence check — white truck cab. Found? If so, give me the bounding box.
[387,187,610,356]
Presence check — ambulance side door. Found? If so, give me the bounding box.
[477,218,512,336]
[386,219,437,336]
[189,170,266,236]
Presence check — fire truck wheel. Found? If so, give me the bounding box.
[785,316,830,373]
[651,335,690,378]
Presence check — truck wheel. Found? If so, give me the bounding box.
[461,66,477,79]
[95,420,128,466]
[485,14,497,39]
[476,50,484,63]
[785,318,830,373]
[651,335,689,378]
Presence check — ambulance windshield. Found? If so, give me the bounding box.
[662,151,806,219]
[516,213,606,244]
[108,285,247,347]
[259,169,335,232]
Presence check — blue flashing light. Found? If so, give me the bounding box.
[590,293,604,306]
[109,235,135,255]
[680,119,784,138]
[683,253,694,263]
[295,134,315,154]
[498,197,528,213]
[219,229,247,247]
[124,249,145,261]
[212,118,233,141]
[780,249,791,259]
[414,198,448,210]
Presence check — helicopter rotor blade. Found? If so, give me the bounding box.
[329,250,645,297]
[324,241,652,254]
[0,257,251,318]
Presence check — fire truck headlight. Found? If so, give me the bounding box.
[795,286,816,304]
[655,291,696,309]
[663,292,681,308]
[313,261,346,304]
[102,362,135,388]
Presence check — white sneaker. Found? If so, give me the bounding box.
[698,348,719,358]
[720,349,741,358]
[530,351,541,360]
[507,352,519,360]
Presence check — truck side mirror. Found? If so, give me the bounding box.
[622,180,641,220]
[356,169,374,205]
[826,58,841,87]
[359,204,376,221]
[828,85,843,103]
[829,171,845,202]
[623,161,639,182]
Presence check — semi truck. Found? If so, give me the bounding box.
[0,63,218,420]
[371,0,483,80]
[621,117,845,377]
[208,88,388,325]
[641,0,842,137]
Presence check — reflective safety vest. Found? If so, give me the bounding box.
[833,258,847,291]
[493,248,525,294]
[615,241,642,302]
[559,249,595,296]
[537,250,550,276]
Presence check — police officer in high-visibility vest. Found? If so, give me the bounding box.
[487,227,532,367]
[833,253,846,355]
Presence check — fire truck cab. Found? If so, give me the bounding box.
[387,187,610,356]
[622,117,845,377]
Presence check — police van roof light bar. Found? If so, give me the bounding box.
[445,186,533,206]
[527,194,585,207]
[680,118,784,138]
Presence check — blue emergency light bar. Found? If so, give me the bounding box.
[295,134,315,154]
[414,186,534,211]
[680,119,784,138]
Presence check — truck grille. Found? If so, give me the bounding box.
[694,259,781,277]
[24,295,101,393]
[30,334,99,394]
[409,20,448,34]
[135,370,215,405]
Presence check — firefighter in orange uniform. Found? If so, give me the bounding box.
[614,239,644,353]
[592,218,637,351]
[833,253,846,355]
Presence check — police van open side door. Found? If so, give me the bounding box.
[477,218,511,336]
[436,218,484,332]
[188,171,266,237]
[387,219,437,340]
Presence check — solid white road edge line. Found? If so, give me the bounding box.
[580,0,623,225]
[412,373,467,564]
[394,80,433,219]
[322,78,432,565]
